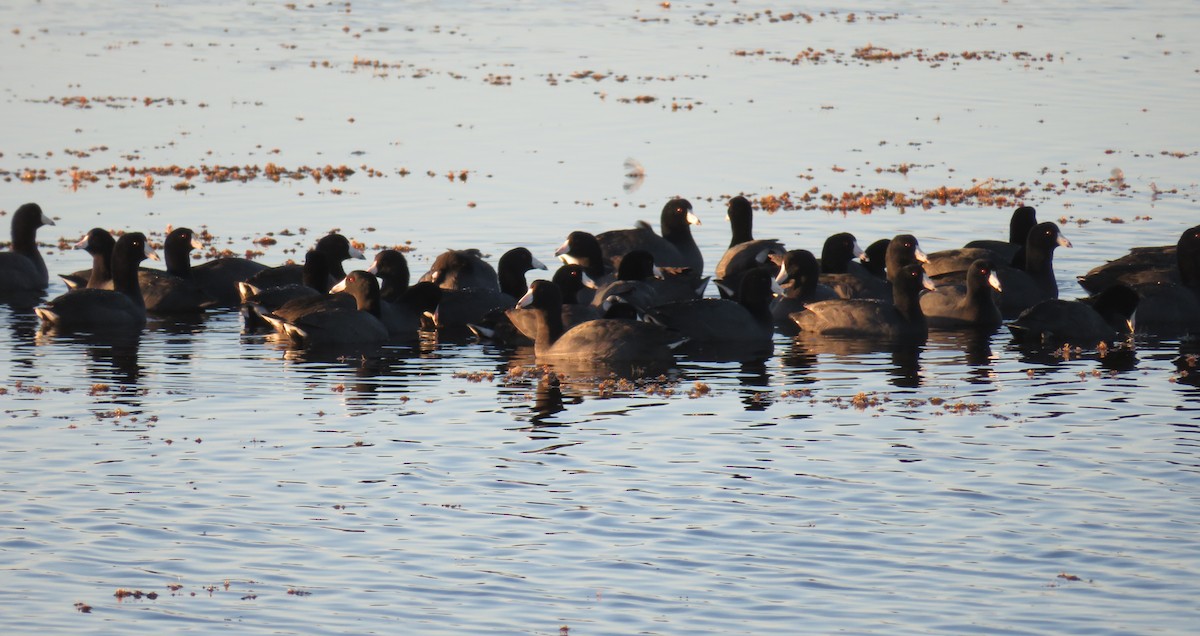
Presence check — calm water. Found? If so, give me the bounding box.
[2,1,1199,634]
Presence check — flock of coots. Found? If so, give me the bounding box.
[2,199,1197,372]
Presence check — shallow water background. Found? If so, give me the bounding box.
[2,1,1199,634]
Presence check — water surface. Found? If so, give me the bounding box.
[1,1,1199,634]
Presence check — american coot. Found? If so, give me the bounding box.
[1127,283,1200,338]
[597,197,703,274]
[203,231,362,307]
[240,250,341,330]
[997,221,1071,317]
[921,259,1003,330]
[384,281,442,341]
[771,249,839,333]
[963,205,1038,264]
[885,234,929,282]
[516,280,684,371]
[646,268,781,348]
[139,227,218,313]
[60,227,117,290]
[926,205,1038,276]
[0,202,55,292]
[502,264,600,343]
[791,263,935,340]
[552,264,601,329]
[1077,224,1200,294]
[819,232,888,300]
[714,196,785,299]
[240,232,365,295]
[497,247,548,298]
[932,221,1071,318]
[459,249,547,342]
[260,270,388,348]
[555,231,608,279]
[1008,284,1139,347]
[35,232,159,332]
[189,255,269,306]
[861,238,891,279]
[589,249,665,312]
[331,271,435,341]
[1108,225,1200,336]
[367,249,411,302]
[554,230,610,304]
[419,248,501,292]
[430,246,545,334]
[818,232,865,274]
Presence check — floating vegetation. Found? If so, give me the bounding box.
[756,180,1031,214]
[29,95,191,109]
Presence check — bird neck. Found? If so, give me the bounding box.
[89,250,114,288]
[165,244,192,278]
[111,250,144,307]
[533,306,565,349]
[498,267,527,299]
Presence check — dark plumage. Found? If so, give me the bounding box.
[926,205,1038,276]
[240,250,340,330]
[139,227,217,313]
[384,281,442,341]
[554,230,610,305]
[60,227,116,290]
[35,232,158,332]
[963,205,1038,265]
[260,270,388,348]
[552,263,601,329]
[190,255,269,306]
[714,196,784,299]
[239,232,365,296]
[932,222,1071,318]
[497,264,602,343]
[1098,225,1200,337]
[861,238,890,279]
[996,222,1072,317]
[819,232,888,300]
[921,260,1003,330]
[193,230,370,306]
[597,197,703,274]
[497,247,548,298]
[555,230,608,280]
[771,249,838,333]
[429,246,544,334]
[368,249,411,302]
[791,263,935,340]
[885,234,929,282]
[1008,284,1139,347]
[589,250,664,312]
[1079,225,1200,293]
[647,268,780,347]
[0,202,55,292]
[420,248,500,292]
[516,280,684,369]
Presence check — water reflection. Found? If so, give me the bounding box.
[0,290,47,313]
[789,333,925,388]
[3,302,41,376]
[1173,340,1200,389]
[32,329,144,396]
[270,341,447,410]
[1004,338,1139,372]
[736,358,773,411]
[530,372,567,422]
